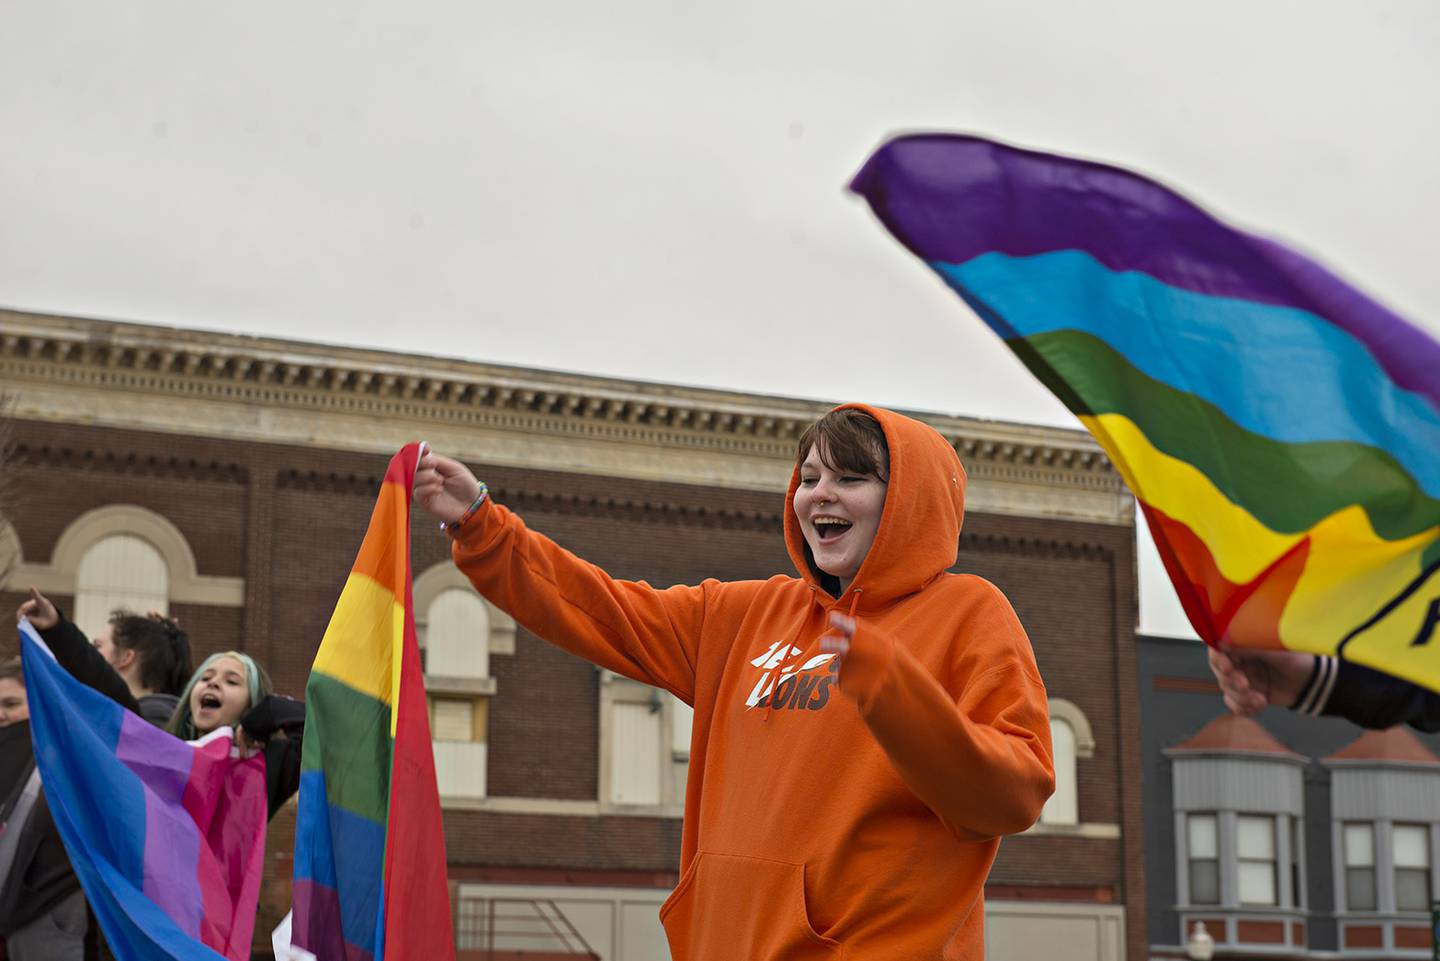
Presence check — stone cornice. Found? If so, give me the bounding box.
[0,309,1132,525]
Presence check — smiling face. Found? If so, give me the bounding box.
[188,655,251,734]
[793,442,888,594]
[0,677,29,727]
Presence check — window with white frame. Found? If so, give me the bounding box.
[602,672,690,812]
[1041,698,1094,829]
[1041,718,1078,826]
[1236,814,1278,906]
[1343,822,1378,911]
[413,566,510,803]
[1187,813,1221,905]
[74,534,169,635]
[1393,823,1431,912]
[423,587,491,679]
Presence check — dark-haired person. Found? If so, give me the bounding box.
[18,588,192,726]
[1209,644,1440,731]
[415,404,1054,961]
[0,659,86,961]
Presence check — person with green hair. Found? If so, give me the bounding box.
[166,650,305,819]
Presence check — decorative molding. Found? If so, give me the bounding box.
[6,504,245,605]
[0,520,20,584]
[413,561,516,657]
[441,796,603,816]
[1048,697,1098,759]
[1021,821,1122,840]
[447,794,685,820]
[425,675,498,697]
[962,531,1115,561]
[13,444,246,484]
[1,310,1132,526]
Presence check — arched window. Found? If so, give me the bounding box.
[1040,698,1095,828]
[74,534,169,636]
[1042,717,1078,825]
[412,563,514,803]
[424,587,491,679]
[10,505,243,630]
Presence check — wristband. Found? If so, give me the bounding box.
[440,482,489,534]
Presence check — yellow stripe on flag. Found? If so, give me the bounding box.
[1083,413,1437,659]
[312,572,405,718]
[1081,413,1298,583]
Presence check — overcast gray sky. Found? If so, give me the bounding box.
[2,0,1436,637]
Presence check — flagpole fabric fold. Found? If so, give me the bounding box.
[291,442,455,961]
[851,134,1440,690]
[18,619,269,961]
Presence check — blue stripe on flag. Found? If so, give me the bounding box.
[934,250,1440,495]
[294,768,387,955]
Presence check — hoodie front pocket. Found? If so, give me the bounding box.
[659,851,841,961]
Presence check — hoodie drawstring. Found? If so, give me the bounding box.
[761,589,862,722]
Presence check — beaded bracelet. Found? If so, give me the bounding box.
[440,482,489,534]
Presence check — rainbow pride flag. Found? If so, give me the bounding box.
[852,134,1440,687]
[18,619,268,961]
[291,443,455,961]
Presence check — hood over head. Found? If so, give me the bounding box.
[785,404,967,607]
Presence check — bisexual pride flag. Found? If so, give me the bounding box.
[852,134,1440,688]
[291,443,454,961]
[18,620,268,961]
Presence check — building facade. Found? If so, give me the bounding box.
[2,309,1143,959]
[1140,634,1440,960]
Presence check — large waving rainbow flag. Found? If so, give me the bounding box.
[18,620,268,961]
[852,134,1440,688]
[291,443,455,961]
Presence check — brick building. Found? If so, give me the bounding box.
[2,309,1143,959]
[1140,634,1440,960]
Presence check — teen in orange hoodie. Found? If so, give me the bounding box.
[416,404,1054,960]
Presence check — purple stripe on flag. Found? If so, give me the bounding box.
[293,878,373,961]
[116,712,191,800]
[849,134,1440,408]
[115,712,204,938]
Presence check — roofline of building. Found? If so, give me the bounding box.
[1162,746,1309,766]
[0,309,1134,525]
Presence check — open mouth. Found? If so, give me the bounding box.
[199,692,222,711]
[812,516,852,543]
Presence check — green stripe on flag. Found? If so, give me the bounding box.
[301,673,393,824]
[1012,329,1440,541]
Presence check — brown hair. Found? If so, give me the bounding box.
[795,409,890,481]
[0,657,21,683]
[108,610,193,697]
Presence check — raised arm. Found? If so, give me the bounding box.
[822,583,1054,840]
[415,452,733,703]
[1209,643,1440,732]
[18,587,142,715]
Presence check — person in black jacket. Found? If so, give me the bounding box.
[18,589,191,728]
[0,659,87,961]
[1208,644,1440,732]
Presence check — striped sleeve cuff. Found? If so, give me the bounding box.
[1292,655,1338,716]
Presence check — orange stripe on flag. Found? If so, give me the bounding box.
[350,481,409,600]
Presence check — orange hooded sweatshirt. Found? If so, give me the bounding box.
[449,404,1054,960]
